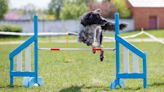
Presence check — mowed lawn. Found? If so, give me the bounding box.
[0,30,164,92]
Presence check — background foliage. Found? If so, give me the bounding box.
[60,3,88,20]
[112,0,131,18]
[48,0,89,20]
[48,0,64,20]
[0,0,8,19]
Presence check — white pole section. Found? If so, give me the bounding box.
[17,51,22,71]
[25,46,31,71]
[123,47,129,73]
[132,53,139,73]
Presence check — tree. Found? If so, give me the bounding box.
[112,0,131,18]
[24,3,36,19]
[48,0,64,19]
[0,0,8,19]
[60,3,88,20]
[48,0,92,20]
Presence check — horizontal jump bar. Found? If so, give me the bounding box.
[0,32,78,36]
[39,48,115,51]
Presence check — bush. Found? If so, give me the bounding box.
[0,0,8,19]
[60,3,88,20]
[0,24,22,37]
[113,0,131,18]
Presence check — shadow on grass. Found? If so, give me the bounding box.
[0,85,22,89]
[123,87,141,91]
[59,85,109,92]
[149,82,164,87]
[123,82,164,90]
[59,85,149,92]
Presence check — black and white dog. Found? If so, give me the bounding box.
[78,9,126,61]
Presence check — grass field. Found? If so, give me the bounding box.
[0,30,164,92]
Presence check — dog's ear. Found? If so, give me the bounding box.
[80,13,88,26]
[80,12,92,26]
[81,18,86,26]
[120,24,127,30]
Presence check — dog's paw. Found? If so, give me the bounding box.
[100,56,104,61]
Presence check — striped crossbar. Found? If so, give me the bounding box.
[39,48,115,51]
[16,45,31,72]
[123,46,139,73]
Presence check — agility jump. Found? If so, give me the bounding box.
[9,13,147,89]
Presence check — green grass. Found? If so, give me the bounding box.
[0,30,164,92]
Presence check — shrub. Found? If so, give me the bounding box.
[0,24,22,37]
[60,3,88,20]
[0,0,8,19]
[113,0,131,18]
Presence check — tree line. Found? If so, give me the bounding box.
[0,0,131,20]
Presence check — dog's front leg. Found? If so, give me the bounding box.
[99,31,104,61]
[100,50,104,61]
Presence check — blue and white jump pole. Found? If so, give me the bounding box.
[9,16,43,87]
[110,13,147,89]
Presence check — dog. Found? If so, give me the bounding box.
[78,9,126,61]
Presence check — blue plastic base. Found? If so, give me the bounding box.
[110,79,125,89]
[23,76,44,87]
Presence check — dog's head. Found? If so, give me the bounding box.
[80,9,127,31]
[80,9,108,27]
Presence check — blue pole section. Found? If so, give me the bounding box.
[115,13,120,80]
[10,58,14,86]
[34,15,38,84]
[143,55,147,88]
[115,13,120,35]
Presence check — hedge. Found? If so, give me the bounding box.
[0,24,22,37]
